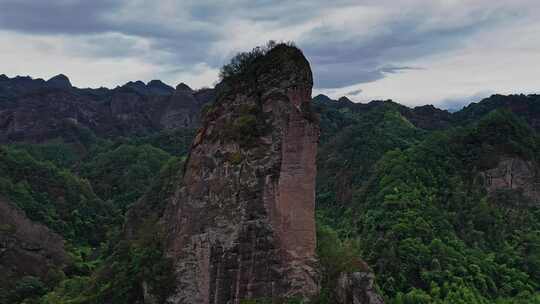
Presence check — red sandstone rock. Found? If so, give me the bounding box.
[335,271,384,304]
[480,157,540,205]
[164,44,320,303]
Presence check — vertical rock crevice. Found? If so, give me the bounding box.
[164,44,320,304]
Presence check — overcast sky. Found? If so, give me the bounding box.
[0,0,539,109]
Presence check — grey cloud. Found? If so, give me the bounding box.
[0,0,121,34]
[379,66,424,74]
[67,34,142,58]
[0,0,537,92]
[439,91,494,112]
[311,64,424,88]
[346,89,362,96]
[0,0,352,62]
[188,0,355,25]
[0,0,220,66]
[301,7,516,88]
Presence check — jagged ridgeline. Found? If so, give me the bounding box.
[2,39,540,304]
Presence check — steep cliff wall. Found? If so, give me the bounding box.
[0,197,68,300]
[0,76,212,142]
[164,44,319,303]
[480,157,540,205]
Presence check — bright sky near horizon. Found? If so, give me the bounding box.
[0,0,539,109]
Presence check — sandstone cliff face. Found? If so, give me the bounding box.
[335,272,384,304]
[0,197,68,293]
[164,45,319,303]
[480,157,540,205]
[0,75,212,142]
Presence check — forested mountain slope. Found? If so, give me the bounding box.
[1,64,540,303]
[354,110,540,303]
[315,95,540,303]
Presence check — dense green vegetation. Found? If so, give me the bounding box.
[10,139,81,168]
[41,223,175,304]
[453,94,540,127]
[3,89,540,303]
[0,145,115,245]
[316,108,540,303]
[125,128,197,156]
[41,156,185,304]
[0,127,195,303]
[316,101,425,211]
[79,144,171,212]
[219,40,291,80]
[219,40,301,85]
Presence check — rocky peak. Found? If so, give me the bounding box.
[10,75,46,88]
[117,80,176,96]
[46,74,72,89]
[313,94,333,103]
[175,82,192,91]
[119,80,147,95]
[338,96,354,105]
[164,44,319,303]
[336,271,384,304]
[193,87,216,105]
[413,104,448,115]
[221,44,312,93]
[13,75,34,81]
[160,85,201,130]
[147,79,175,95]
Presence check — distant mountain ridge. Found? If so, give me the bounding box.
[313,94,453,130]
[0,74,215,143]
[314,93,540,131]
[1,73,539,145]
[0,74,182,98]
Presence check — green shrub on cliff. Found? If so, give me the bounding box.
[220,40,277,80]
[219,40,297,81]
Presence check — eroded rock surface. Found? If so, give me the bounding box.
[335,272,384,304]
[0,197,68,292]
[480,157,540,205]
[0,75,213,142]
[164,44,320,303]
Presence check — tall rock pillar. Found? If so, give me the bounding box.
[164,44,319,304]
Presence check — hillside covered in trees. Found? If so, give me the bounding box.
[1,56,540,303]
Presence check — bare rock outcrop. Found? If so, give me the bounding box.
[480,157,540,205]
[164,44,320,303]
[335,272,384,304]
[0,75,213,143]
[0,197,69,295]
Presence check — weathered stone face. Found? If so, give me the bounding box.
[0,76,212,143]
[164,45,320,303]
[0,197,69,295]
[335,272,384,304]
[480,157,540,205]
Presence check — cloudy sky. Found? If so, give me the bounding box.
[0,0,539,109]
